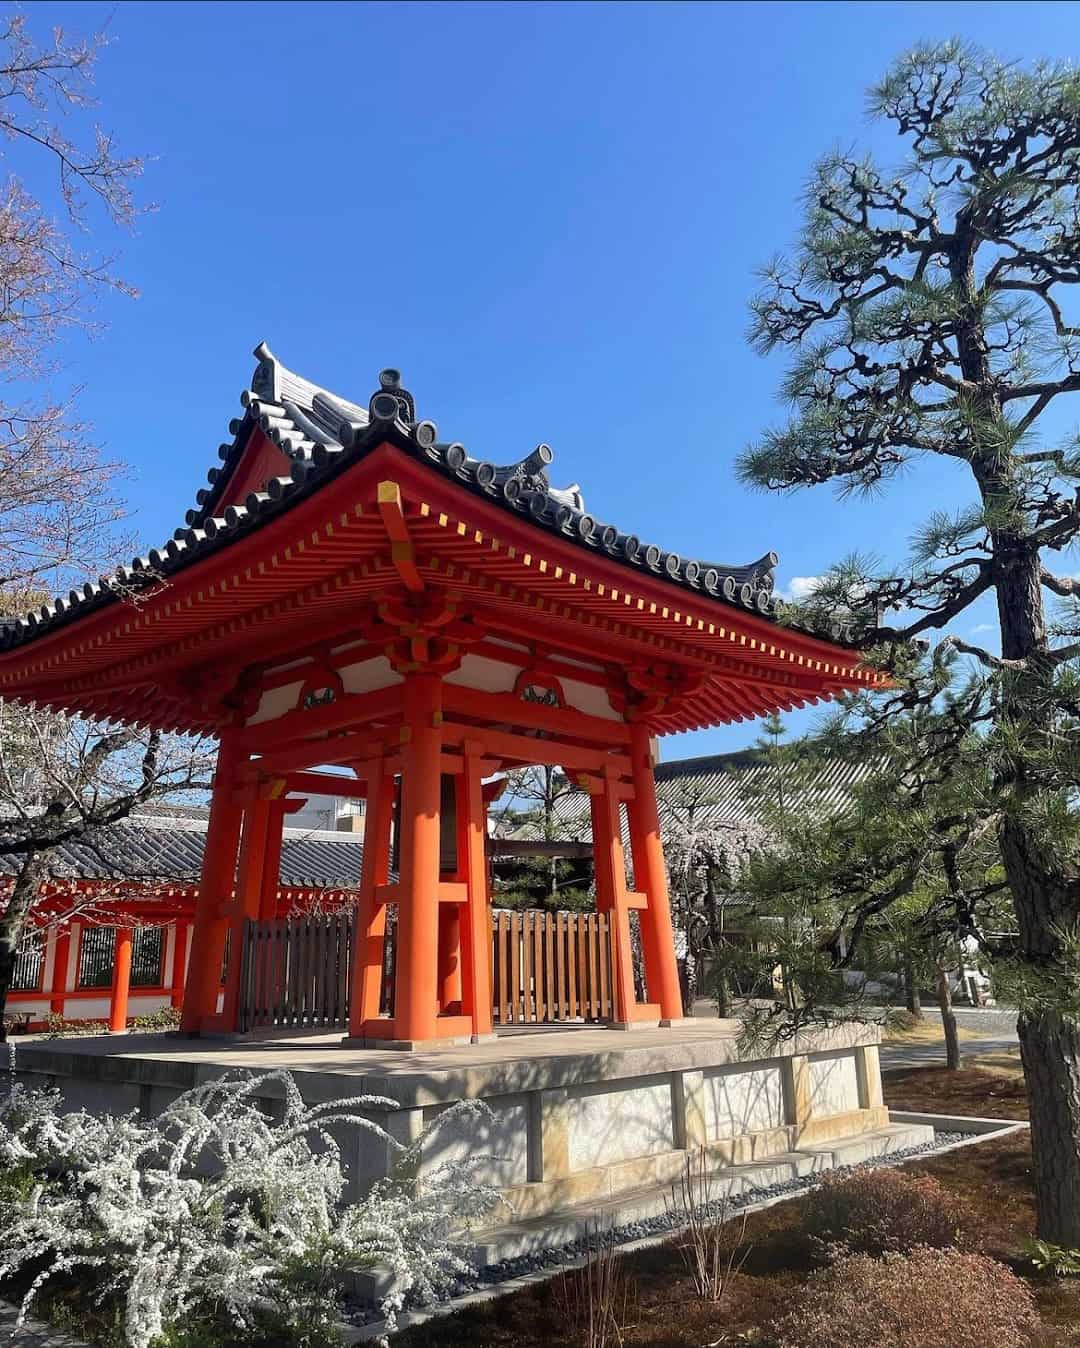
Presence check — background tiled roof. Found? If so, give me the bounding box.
[0,810,362,889]
[512,748,878,841]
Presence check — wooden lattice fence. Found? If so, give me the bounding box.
[238,907,613,1031]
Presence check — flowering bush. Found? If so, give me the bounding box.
[801,1165,976,1259]
[0,1059,501,1348]
[774,1247,1041,1348]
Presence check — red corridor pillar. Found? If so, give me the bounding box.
[393,673,442,1044]
[460,748,493,1037]
[258,799,288,920]
[221,795,270,1030]
[49,925,71,1017]
[627,722,684,1022]
[346,756,393,1037]
[181,734,245,1034]
[589,772,636,1025]
[109,926,133,1033]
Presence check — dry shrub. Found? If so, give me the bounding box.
[550,1223,637,1348]
[802,1165,976,1258]
[667,1147,751,1301]
[774,1247,1040,1348]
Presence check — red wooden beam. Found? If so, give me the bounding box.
[441,719,631,776]
[241,682,405,753]
[441,682,631,746]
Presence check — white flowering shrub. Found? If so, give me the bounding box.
[0,1060,501,1348]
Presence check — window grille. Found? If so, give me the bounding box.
[131,927,164,987]
[77,926,116,988]
[11,936,44,991]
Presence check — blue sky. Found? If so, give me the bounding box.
[24,1,1080,759]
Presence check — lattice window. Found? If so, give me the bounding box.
[131,928,164,988]
[11,935,43,991]
[77,926,116,988]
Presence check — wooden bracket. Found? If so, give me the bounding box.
[377,481,424,593]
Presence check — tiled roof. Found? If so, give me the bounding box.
[0,812,362,889]
[516,748,878,841]
[0,344,800,654]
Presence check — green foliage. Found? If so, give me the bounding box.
[130,1004,182,1032]
[42,1013,102,1038]
[1024,1237,1080,1277]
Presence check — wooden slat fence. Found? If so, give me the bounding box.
[238,913,352,1032]
[238,908,613,1031]
[492,910,613,1025]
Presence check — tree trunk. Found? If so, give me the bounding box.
[904,958,922,1018]
[0,851,48,1040]
[714,955,732,1019]
[679,952,697,1017]
[984,511,1080,1244]
[1018,1011,1080,1245]
[935,964,961,1071]
[1001,811,1080,1244]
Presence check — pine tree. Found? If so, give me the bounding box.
[738,43,1080,1243]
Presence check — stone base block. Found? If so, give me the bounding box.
[12,1016,892,1224]
[339,1034,477,1051]
[460,1122,934,1267]
[799,1122,934,1168]
[792,1105,891,1148]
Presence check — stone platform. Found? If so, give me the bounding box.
[11,1017,915,1219]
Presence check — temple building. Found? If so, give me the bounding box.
[0,344,886,1047]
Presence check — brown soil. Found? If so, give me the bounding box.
[883,1064,1030,1120]
[395,1067,1080,1348]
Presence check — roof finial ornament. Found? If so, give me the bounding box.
[250,340,279,401]
[369,368,416,426]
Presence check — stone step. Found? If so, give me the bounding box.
[460,1121,935,1266]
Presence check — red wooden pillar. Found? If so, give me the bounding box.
[49,925,71,1017]
[181,734,246,1034]
[170,921,192,1008]
[460,743,493,1037]
[346,755,393,1037]
[627,723,684,1022]
[394,673,442,1044]
[220,795,270,1031]
[589,771,637,1025]
[436,774,464,1013]
[258,799,288,920]
[109,926,133,1033]
[438,906,463,1012]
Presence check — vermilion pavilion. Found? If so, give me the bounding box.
[0,345,884,1047]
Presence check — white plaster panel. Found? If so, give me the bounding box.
[421,1096,530,1188]
[247,682,304,726]
[129,993,171,1015]
[703,1064,784,1138]
[445,654,520,694]
[339,655,403,695]
[561,677,620,722]
[41,925,56,990]
[808,1052,861,1117]
[65,926,79,991]
[61,997,111,1019]
[163,926,177,986]
[567,1079,674,1171]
